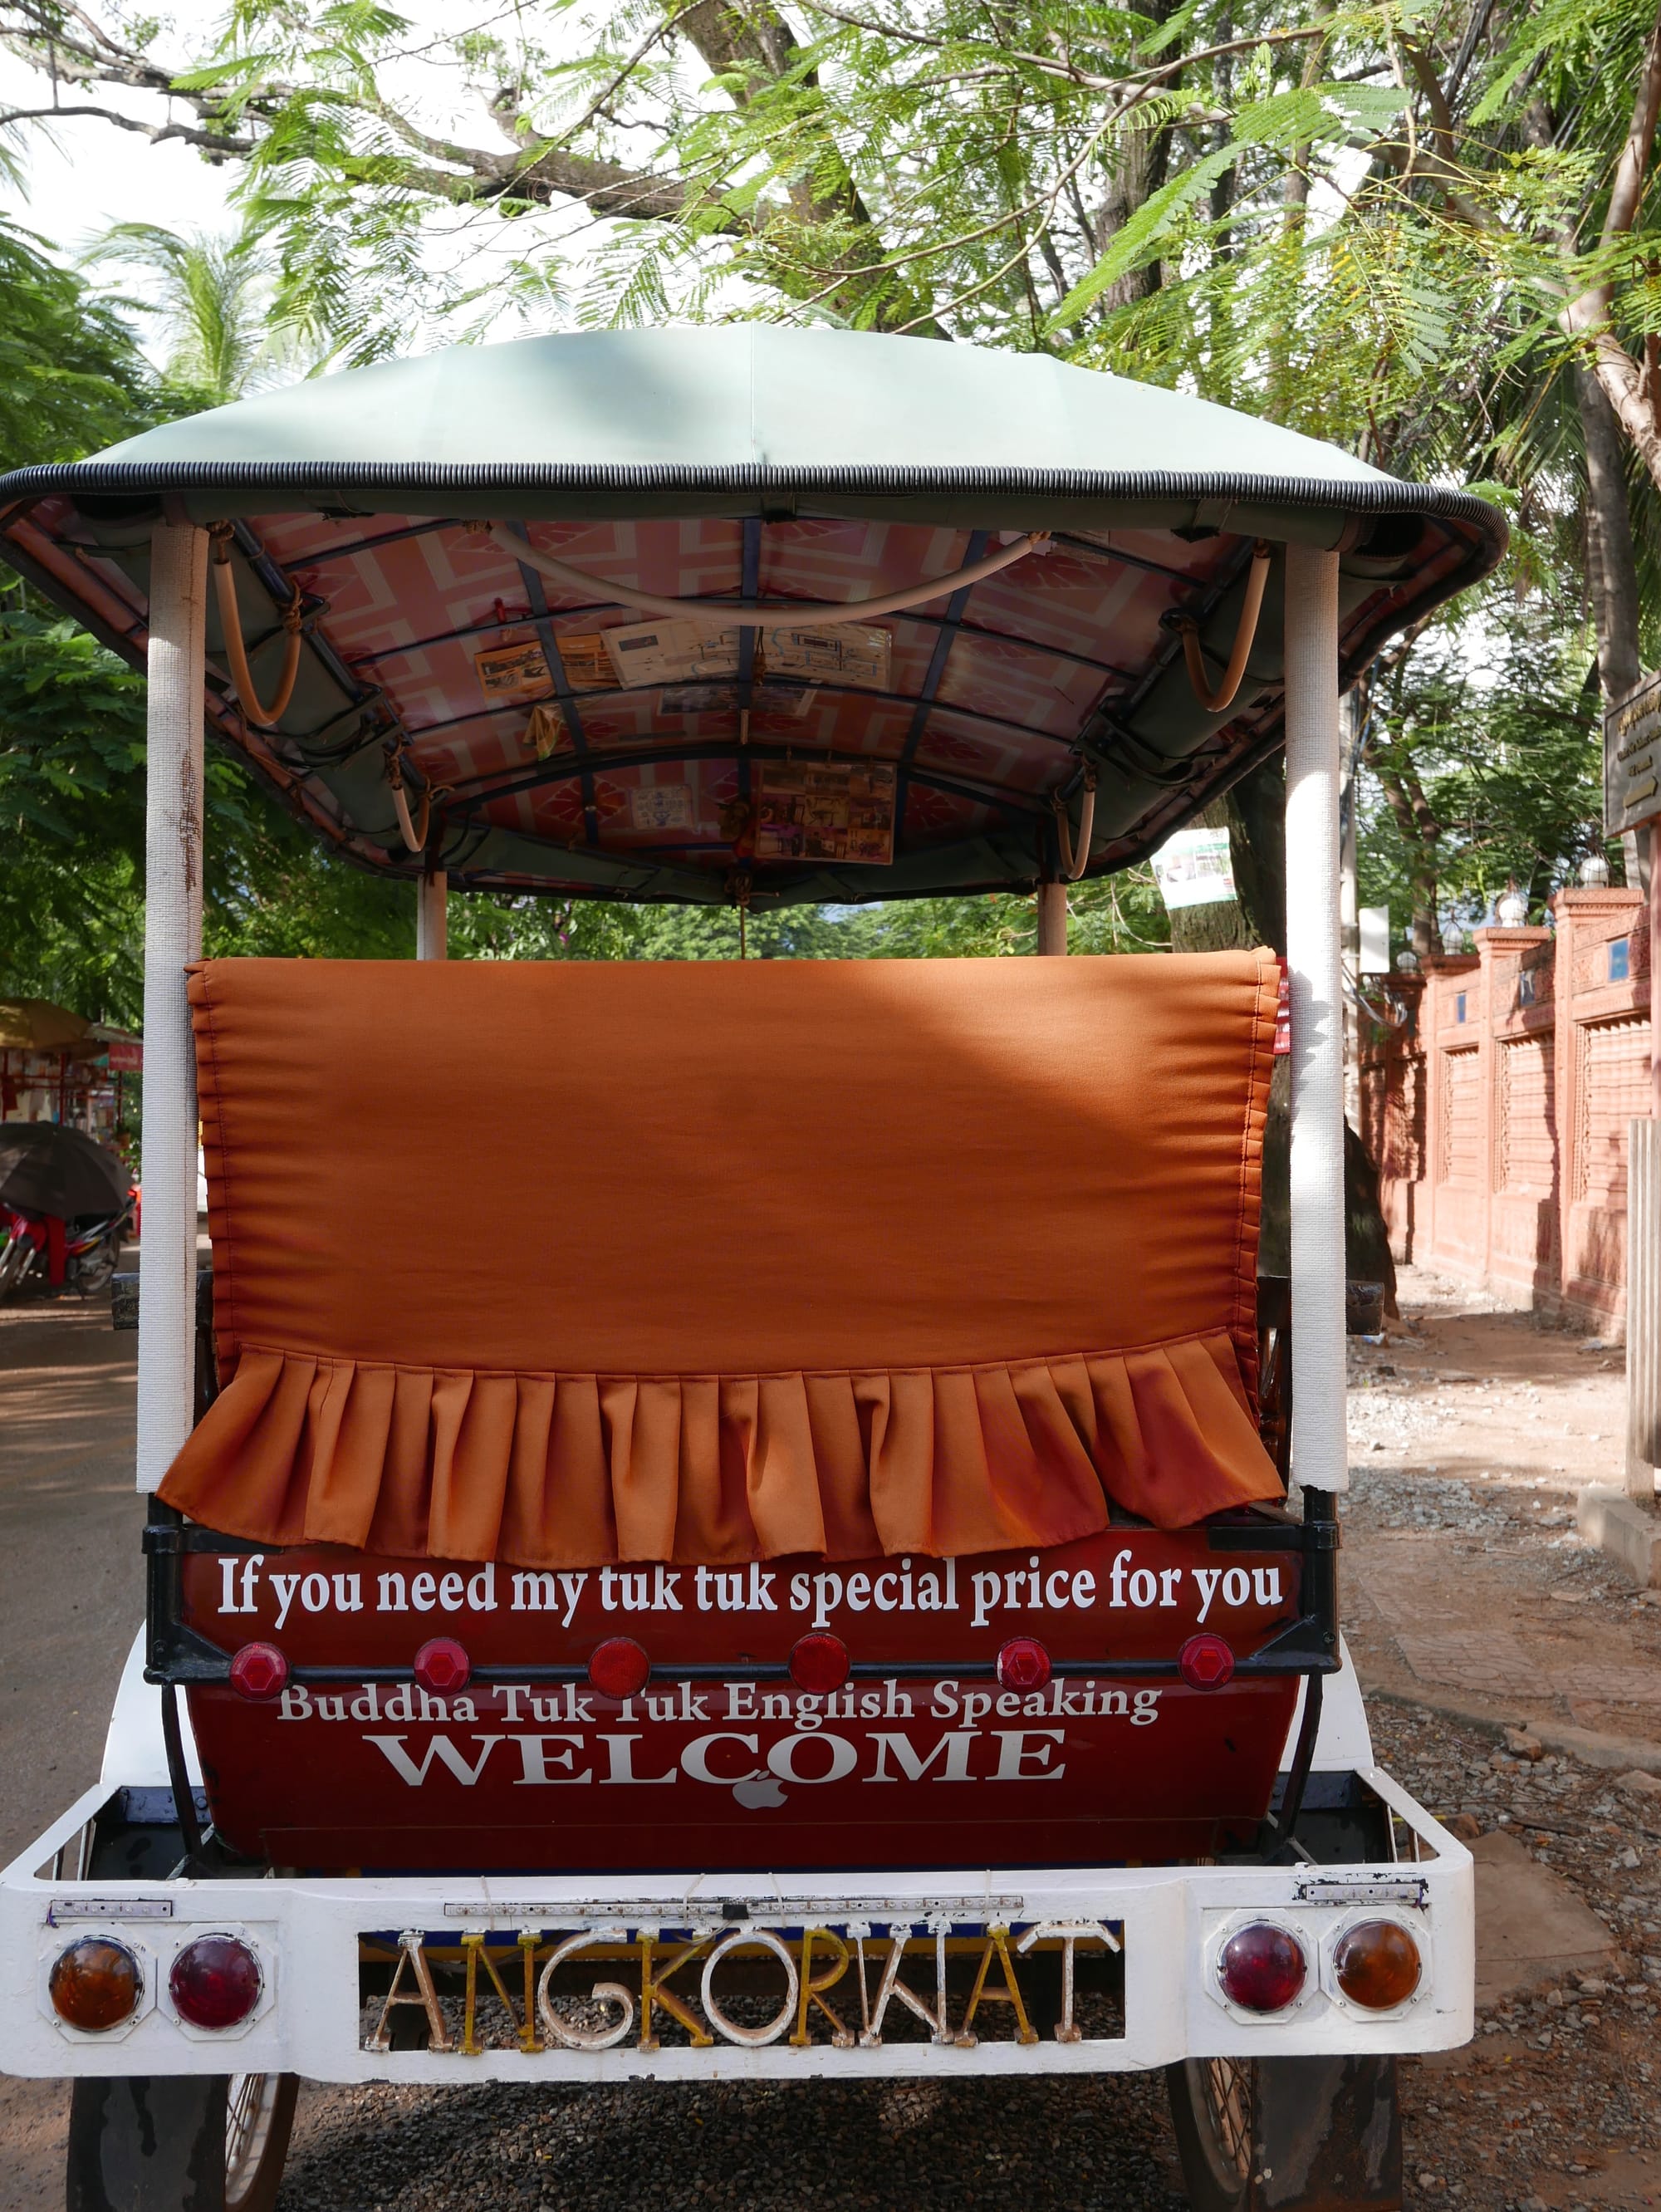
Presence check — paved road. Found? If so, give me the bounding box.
[0,1286,143,2205]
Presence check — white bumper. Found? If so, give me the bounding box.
[2,1764,1471,2082]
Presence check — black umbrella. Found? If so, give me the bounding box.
[0,1123,130,1216]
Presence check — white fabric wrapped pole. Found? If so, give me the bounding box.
[416,871,448,960]
[136,522,208,1492]
[1283,543,1348,1496]
[1036,881,1068,956]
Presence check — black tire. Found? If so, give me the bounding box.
[67,2074,297,2212]
[1166,2054,1402,2211]
[71,1238,120,1298]
[1168,2057,1256,2211]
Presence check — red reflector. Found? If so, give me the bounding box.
[1178,1632,1236,1690]
[588,1636,650,1699]
[413,1638,471,1695]
[169,1934,262,2030]
[788,1632,850,1693]
[48,1939,143,2033]
[996,1636,1051,1693]
[1218,1922,1306,2013]
[228,1642,288,1701]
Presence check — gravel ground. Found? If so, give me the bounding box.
[277,2070,1190,2210]
[271,1704,1661,2212]
[1372,1694,1661,2212]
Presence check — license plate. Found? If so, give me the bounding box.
[360,1915,1126,2054]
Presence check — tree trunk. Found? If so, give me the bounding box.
[1578,365,1643,702]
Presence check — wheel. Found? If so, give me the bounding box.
[1166,2054,1402,2210]
[224,2076,297,2211]
[71,1237,120,1298]
[66,2073,297,2212]
[1168,2058,1256,2210]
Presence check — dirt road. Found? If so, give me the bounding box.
[0,1288,142,2207]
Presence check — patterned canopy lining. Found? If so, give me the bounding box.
[6,499,1479,905]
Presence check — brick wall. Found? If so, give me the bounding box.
[1358,888,1650,1332]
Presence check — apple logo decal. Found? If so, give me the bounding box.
[733,1776,787,1809]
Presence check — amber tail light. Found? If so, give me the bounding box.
[1334,1920,1422,2009]
[48,1939,143,2032]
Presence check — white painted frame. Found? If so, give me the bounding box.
[1,1772,1470,2082]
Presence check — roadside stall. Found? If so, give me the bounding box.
[0,329,1503,2212]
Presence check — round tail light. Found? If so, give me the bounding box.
[169,1934,263,2029]
[788,1632,850,1693]
[588,1636,650,1699]
[1218,1921,1306,2013]
[1334,1920,1422,2009]
[228,1641,288,1700]
[1178,1632,1236,1690]
[413,1638,471,1694]
[996,1636,1052,1692]
[49,1939,143,2033]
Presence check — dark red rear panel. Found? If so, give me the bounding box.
[182,1528,1303,1872]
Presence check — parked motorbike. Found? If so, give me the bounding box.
[0,1121,135,1300]
[0,1196,135,1299]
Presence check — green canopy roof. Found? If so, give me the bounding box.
[0,330,1505,907]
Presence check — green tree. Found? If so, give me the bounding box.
[83,224,295,405]
[1357,581,1606,946]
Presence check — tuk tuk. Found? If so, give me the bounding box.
[0,328,1505,2211]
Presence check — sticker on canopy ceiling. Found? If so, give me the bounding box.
[659,683,814,720]
[760,625,891,690]
[630,784,696,832]
[551,634,623,691]
[604,620,742,686]
[475,639,555,705]
[756,762,895,866]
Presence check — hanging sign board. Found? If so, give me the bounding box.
[604,621,742,687]
[1360,905,1391,975]
[1150,826,1236,910]
[629,784,695,832]
[756,762,896,864]
[475,639,554,706]
[1605,668,1661,834]
[761,625,891,689]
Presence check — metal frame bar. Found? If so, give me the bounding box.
[1284,547,1348,1509]
[135,523,207,1496]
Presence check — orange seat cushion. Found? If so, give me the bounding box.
[159,951,1282,1562]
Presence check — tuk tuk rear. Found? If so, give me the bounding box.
[0,326,1504,2210]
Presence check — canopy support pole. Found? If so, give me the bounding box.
[136,522,208,1493]
[417,871,448,960]
[1036,881,1068,955]
[1283,544,1347,1502]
